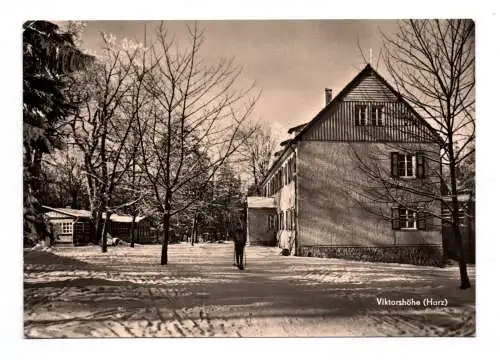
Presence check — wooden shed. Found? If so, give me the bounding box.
[43,206,157,246]
[43,207,92,246]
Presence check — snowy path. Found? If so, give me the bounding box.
[24,243,475,337]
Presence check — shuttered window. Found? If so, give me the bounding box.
[443,207,467,226]
[416,152,425,178]
[398,154,415,177]
[392,207,426,230]
[391,207,400,230]
[417,209,427,230]
[391,152,423,178]
[400,208,417,229]
[391,152,399,178]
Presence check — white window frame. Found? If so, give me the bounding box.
[371,105,385,126]
[398,154,416,178]
[356,105,368,126]
[59,221,73,235]
[400,209,417,230]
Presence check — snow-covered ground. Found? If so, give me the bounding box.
[24,243,475,337]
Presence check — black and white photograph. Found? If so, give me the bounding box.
[20,17,478,339]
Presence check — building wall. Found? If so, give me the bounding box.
[276,180,296,251]
[296,141,443,266]
[262,149,298,252]
[247,208,277,246]
[107,219,156,244]
[73,220,92,246]
[48,218,75,245]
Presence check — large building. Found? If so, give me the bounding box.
[252,64,444,266]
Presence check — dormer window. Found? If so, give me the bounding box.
[371,105,385,126]
[355,105,368,126]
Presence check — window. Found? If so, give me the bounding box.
[371,105,384,126]
[59,221,73,235]
[399,208,417,229]
[458,209,466,226]
[355,105,368,126]
[398,154,415,178]
[391,152,424,179]
[392,207,426,230]
[443,207,467,226]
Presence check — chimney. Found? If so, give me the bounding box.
[325,88,332,106]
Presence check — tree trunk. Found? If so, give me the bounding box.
[448,143,471,289]
[161,211,170,265]
[101,210,111,253]
[71,189,79,209]
[31,148,43,199]
[23,147,50,245]
[92,209,103,245]
[190,216,197,246]
[130,214,136,248]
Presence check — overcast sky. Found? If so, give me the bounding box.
[79,20,400,141]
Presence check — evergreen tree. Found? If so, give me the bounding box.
[23,20,92,245]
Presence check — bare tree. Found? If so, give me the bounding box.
[137,22,259,265]
[237,123,278,195]
[71,34,152,251]
[39,149,88,209]
[351,20,474,289]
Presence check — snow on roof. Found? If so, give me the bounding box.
[43,207,91,219]
[442,194,474,202]
[43,206,147,223]
[247,196,276,209]
[108,214,146,223]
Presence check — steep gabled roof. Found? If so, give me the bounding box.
[292,64,443,145]
[260,64,444,188]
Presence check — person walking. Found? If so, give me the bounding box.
[233,226,246,270]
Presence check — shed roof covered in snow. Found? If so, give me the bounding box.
[247,196,276,209]
[43,207,91,219]
[43,206,147,223]
[108,214,146,223]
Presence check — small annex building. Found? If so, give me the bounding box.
[246,196,277,246]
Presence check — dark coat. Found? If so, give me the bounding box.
[233,229,246,247]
